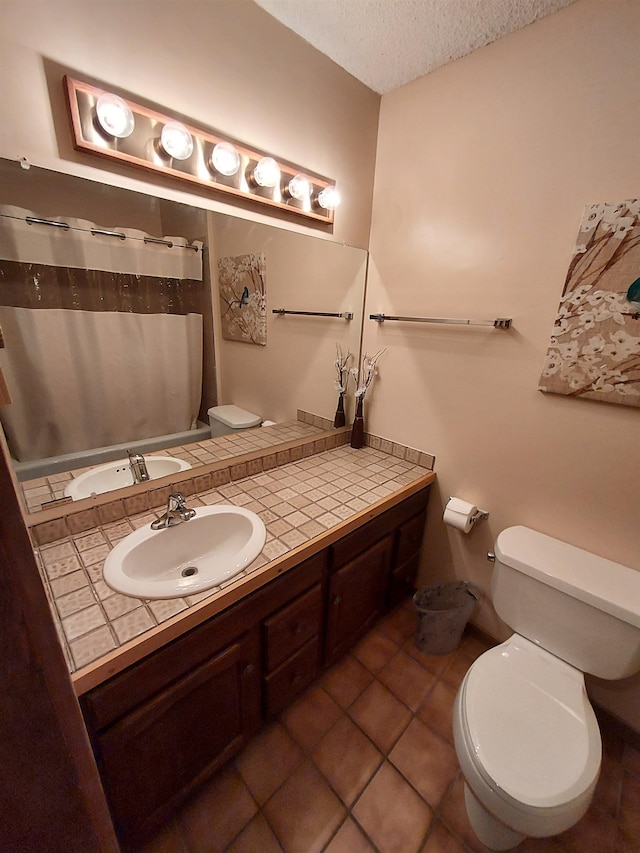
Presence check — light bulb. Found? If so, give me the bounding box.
[253,157,280,188]
[160,122,193,160]
[210,142,240,177]
[317,186,341,211]
[288,175,311,201]
[95,93,135,139]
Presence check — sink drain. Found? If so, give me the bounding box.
[181,566,198,578]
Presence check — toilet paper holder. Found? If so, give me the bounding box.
[446,497,489,528]
[468,507,490,527]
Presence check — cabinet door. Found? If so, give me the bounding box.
[325,535,392,664]
[94,630,259,844]
[389,511,427,606]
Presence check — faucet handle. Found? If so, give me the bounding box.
[168,492,186,508]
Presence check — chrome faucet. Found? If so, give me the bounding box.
[128,450,150,484]
[151,493,196,529]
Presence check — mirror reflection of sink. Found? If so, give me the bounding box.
[103,505,267,599]
[63,456,192,501]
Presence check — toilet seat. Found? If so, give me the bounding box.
[456,635,601,836]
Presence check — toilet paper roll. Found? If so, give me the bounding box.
[443,497,477,533]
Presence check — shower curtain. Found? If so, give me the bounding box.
[0,206,205,461]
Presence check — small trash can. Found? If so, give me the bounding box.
[413,582,481,655]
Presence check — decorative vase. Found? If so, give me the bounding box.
[333,393,346,428]
[350,396,365,449]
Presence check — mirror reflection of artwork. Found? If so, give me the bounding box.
[218,253,267,346]
[539,199,640,408]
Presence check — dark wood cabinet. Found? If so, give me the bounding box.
[325,535,392,664]
[81,484,431,847]
[95,629,259,844]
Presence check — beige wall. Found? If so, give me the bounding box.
[0,0,379,248]
[209,213,367,423]
[365,0,640,729]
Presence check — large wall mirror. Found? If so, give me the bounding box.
[0,158,367,514]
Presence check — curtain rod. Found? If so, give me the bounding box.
[0,213,201,253]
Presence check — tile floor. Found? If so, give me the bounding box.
[137,599,640,853]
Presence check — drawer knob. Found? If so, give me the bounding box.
[242,663,255,677]
[333,595,342,606]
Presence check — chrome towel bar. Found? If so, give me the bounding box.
[273,309,354,320]
[369,313,512,329]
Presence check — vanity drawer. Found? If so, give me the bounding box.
[263,635,320,717]
[264,583,323,672]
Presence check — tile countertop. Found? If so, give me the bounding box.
[21,419,325,513]
[35,444,435,695]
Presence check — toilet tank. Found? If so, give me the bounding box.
[207,405,261,438]
[492,526,640,680]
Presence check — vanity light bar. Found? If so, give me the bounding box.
[64,76,340,226]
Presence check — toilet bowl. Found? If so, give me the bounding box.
[207,405,261,438]
[454,635,601,849]
[452,526,640,851]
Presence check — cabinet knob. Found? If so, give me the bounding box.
[242,663,255,677]
[333,595,342,606]
[292,675,303,687]
[293,622,304,636]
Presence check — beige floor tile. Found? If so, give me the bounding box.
[225,813,283,853]
[618,770,640,851]
[263,760,346,853]
[235,721,304,805]
[403,637,457,676]
[321,653,374,709]
[416,680,457,745]
[440,654,472,691]
[378,649,438,712]
[312,715,382,806]
[280,683,342,752]
[324,818,377,852]
[353,762,433,853]
[352,629,399,674]
[179,765,257,853]
[349,680,412,754]
[390,717,459,808]
[420,821,473,852]
[439,775,490,853]
[376,601,416,646]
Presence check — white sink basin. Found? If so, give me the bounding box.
[64,456,191,500]
[103,505,267,599]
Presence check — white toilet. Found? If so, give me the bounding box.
[453,525,640,851]
[207,405,262,438]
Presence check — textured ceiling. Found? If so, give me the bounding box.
[253,0,576,94]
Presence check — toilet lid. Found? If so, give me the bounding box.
[208,405,261,429]
[462,637,601,809]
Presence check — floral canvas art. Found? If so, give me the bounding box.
[539,199,640,407]
[217,253,267,346]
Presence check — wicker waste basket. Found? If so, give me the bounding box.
[413,582,481,655]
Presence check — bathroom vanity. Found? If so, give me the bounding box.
[77,480,432,847]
